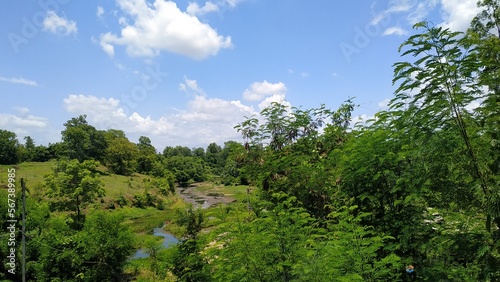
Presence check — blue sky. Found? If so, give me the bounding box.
[0,0,482,150]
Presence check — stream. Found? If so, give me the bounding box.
[131,225,179,259]
[131,184,235,259]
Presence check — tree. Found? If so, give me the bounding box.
[171,207,209,282]
[205,142,223,171]
[78,211,134,281]
[163,145,192,157]
[105,136,139,176]
[137,136,159,175]
[45,159,105,228]
[61,115,107,162]
[0,129,20,164]
[165,156,207,184]
[393,21,498,232]
[234,100,355,219]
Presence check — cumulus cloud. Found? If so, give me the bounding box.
[383,26,408,36]
[187,1,219,16]
[242,80,287,101]
[440,0,482,31]
[99,0,232,59]
[0,113,48,129]
[62,93,256,148]
[258,93,291,111]
[0,76,38,87]
[42,11,78,35]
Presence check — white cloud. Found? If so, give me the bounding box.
[371,0,480,32]
[242,80,287,101]
[99,0,232,59]
[97,6,105,18]
[187,1,219,16]
[407,0,439,24]
[300,72,309,78]
[371,0,413,25]
[258,93,291,111]
[378,98,391,109]
[383,26,408,36]
[0,76,38,87]
[13,107,30,115]
[62,93,256,149]
[42,11,78,35]
[0,113,49,129]
[179,76,206,96]
[440,0,482,31]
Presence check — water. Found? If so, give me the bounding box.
[132,226,179,259]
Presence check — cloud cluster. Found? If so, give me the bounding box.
[42,11,78,35]
[99,0,232,59]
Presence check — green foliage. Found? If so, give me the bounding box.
[61,115,107,162]
[45,159,105,228]
[77,211,135,281]
[0,129,20,164]
[166,156,207,184]
[105,135,139,176]
[163,145,193,157]
[170,207,209,282]
[235,100,355,219]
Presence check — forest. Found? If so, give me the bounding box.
[1,1,500,281]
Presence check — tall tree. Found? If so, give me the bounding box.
[45,159,105,228]
[105,137,139,176]
[137,136,159,174]
[392,21,495,230]
[61,115,107,162]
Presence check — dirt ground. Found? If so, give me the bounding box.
[175,184,236,209]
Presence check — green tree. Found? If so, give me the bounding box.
[171,207,210,282]
[163,145,193,157]
[393,21,498,232]
[78,211,134,281]
[166,156,207,184]
[24,136,36,161]
[0,129,20,164]
[45,159,105,228]
[61,115,107,162]
[137,136,160,175]
[105,136,139,176]
[235,101,355,219]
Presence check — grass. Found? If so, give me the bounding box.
[0,160,56,189]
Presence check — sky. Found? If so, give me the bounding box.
[0,0,483,151]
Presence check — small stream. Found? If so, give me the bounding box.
[132,185,232,259]
[132,225,179,259]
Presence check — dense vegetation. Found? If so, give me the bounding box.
[1,2,500,281]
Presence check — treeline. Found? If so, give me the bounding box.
[0,115,247,186]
